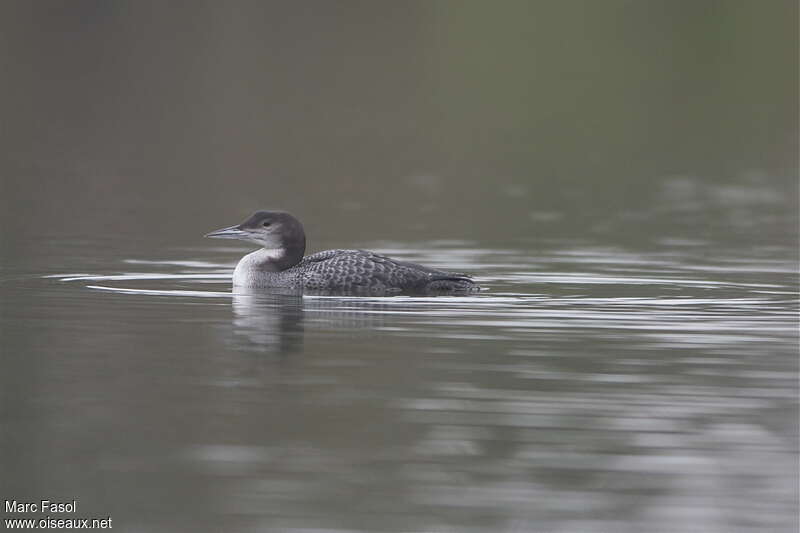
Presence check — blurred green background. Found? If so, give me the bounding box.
[1,0,797,248]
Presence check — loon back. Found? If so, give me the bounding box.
[206,211,479,294]
[297,249,477,293]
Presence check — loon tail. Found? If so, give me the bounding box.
[425,274,479,292]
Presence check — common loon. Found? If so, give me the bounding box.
[205,211,479,294]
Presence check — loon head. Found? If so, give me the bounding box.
[205,211,306,269]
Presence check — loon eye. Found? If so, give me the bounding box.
[262,222,271,227]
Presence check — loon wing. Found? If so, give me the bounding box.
[358,251,474,281]
[299,249,475,292]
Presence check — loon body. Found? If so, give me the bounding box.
[206,211,478,294]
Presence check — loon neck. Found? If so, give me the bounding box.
[247,246,303,272]
[233,247,304,287]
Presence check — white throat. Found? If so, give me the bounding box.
[232,248,286,286]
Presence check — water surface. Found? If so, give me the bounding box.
[2,209,797,532]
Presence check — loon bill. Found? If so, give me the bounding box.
[205,210,479,294]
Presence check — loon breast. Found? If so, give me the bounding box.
[233,249,287,287]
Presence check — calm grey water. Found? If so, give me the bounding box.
[2,175,798,532]
[1,1,798,532]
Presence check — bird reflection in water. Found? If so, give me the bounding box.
[229,287,393,359]
[230,288,306,358]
